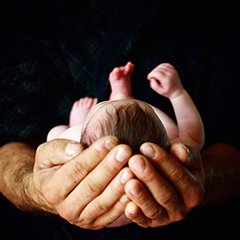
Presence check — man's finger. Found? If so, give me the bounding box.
[79,167,134,229]
[170,143,202,169]
[80,168,134,223]
[58,144,132,225]
[125,201,150,228]
[37,136,119,204]
[140,142,204,208]
[127,155,185,220]
[35,139,84,168]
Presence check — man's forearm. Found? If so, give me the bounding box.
[1,142,240,216]
[0,142,52,213]
[200,143,240,207]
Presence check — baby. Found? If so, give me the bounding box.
[47,62,205,153]
[47,62,205,227]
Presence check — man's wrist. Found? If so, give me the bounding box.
[199,143,240,207]
[0,142,55,214]
[23,171,55,214]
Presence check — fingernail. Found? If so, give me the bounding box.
[104,138,118,151]
[130,185,141,197]
[119,194,130,205]
[127,202,138,214]
[131,157,147,173]
[120,170,133,184]
[141,144,156,159]
[179,143,190,156]
[65,141,82,157]
[116,147,131,163]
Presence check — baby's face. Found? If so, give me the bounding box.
[82,93,164,134]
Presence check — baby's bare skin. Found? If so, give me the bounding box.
[109,62,134,100]
[48,62,204,150]
[47,62,205,227]
[69,97,98,127]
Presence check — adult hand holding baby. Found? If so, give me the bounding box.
[125,142,204,228]
[34,136,204,230]
[33,136,134,230]
[35,60,205,229]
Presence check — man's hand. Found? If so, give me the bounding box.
[124,142,204,228]
[34,136,134,230]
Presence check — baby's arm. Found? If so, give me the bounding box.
[170,90,205,149]
[148,63,205,150]
[148,104,178,141]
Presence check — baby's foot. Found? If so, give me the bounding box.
[109,62,135,100]
[69,97,98,127]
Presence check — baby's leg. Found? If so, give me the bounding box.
[47,97,97,142]
[47,125,69,141]
[109,62,135,100]
[69,97,98,127]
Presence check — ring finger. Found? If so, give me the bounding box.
[80,168,134,227]
[125,179,167,223]
[126,155,185,220]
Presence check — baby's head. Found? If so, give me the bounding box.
[80,94,171,154]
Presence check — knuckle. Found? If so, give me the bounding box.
[135,217,149,228]
[147,207,162,220]
[77,219,93,229]
[59,207,78,225]
[143,170,159,187]
[159,190,174,206]
[76,216,103,230]
[48,139,64,159]
[150,219,165,228]
[93,200,108,213]
[64,212,97,230]
[174,210,187,222]
[84,179,100,197]
[72,161,89,179]
[90,224,104,230]
[183,182,204,209]
[139,223,150,228]
[170,167,185,183]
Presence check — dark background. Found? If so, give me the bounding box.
[0,1,240,239]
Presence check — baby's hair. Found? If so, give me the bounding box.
[80,101,171,154]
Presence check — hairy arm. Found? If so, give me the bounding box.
[124,142,240,227]
[1,140,239,230]
[0,142,52,213]
[0,138,134,229]
[200,143,240,206]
